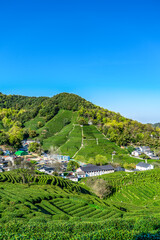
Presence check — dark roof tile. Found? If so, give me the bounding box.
[136,162,151,168]
[81,164,114,172]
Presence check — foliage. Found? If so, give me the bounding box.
[0,150,3,155]
[0,131,8,145]
[140,153,150,160]
[78,117,87,125]
[127,146,135,154]
[8,126,23,148]
[29,129,37,138]
[67,160,80,171]
[28,142,42,154]
[86,178,113,199]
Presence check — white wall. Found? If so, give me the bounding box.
[136,165,154,171]
[86,170,114,177]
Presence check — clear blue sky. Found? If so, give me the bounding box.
[0,0,160,123]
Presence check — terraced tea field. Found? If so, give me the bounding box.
[0,170,160,239]
[0,174,124,222]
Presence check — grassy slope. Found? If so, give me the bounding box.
[42,111,78,151]
[24,116,46,130]
[37,110,74,138]
[22,109,148,164]
[41,116,139,163]
[59,125,82,157]
[75,125,139,163]
[43,123,73,150]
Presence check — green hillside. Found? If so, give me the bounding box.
[41,110,78,150]
[24,116,46,130]
[0,170,160,239]
[75,125,127,161]
[42,122,74,150]
[0,92,160,165]
[40,117,136,163]
[59,125,82,157]
[37,110,73,137]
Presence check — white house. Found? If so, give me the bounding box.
[132,151,140,157]
[136,162,154,171]
[66,175,78,182]
[76,164,114,177]
[76,170,86,178]
[38,166,55,174]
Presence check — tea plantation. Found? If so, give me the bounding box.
[33,111,140,164]
[0,170,160,239]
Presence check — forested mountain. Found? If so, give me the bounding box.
[0,92,94,110]
[0,92,160,158]
[152,122,160,128]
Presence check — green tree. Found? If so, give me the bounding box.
[0,132,8,145]
[28,142,42,154]
[127,146,135,154]
[140,153,150,160]
[8,126,23,148]
[95,154,107,165]
[67,160,80,171]
[78,117,87,125]
[88,157,95,164]
[86,178,113,199]
[75,155,85,162]
[29,130,37,138]
[37,121,44,128]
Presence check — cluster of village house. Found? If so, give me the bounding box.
[131,146,159,160]
[0,142,155,181]
[37,160,154,182]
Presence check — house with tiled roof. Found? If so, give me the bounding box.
[136,162,154,171]
[76,164,114,177]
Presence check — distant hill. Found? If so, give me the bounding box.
[152,122,160,128]
[0,92,160,164]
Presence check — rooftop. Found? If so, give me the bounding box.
[136,162,151,168]
[81,164,114,172]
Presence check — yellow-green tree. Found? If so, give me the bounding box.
[9,126,23,148]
